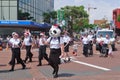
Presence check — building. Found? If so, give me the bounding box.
[0,0,54,23]
[113,8,120,35]
[0,0,54,36]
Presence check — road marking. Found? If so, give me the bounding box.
[71,59,111,71]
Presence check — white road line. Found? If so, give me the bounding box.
[71,59,111,71]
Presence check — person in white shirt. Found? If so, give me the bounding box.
[87,32,94,56]
[102,34,111,57]
[9,32,26,71]
[96,34,104,57]
[82,34,89,57]
[45,25,64,78]
[63,31,71,61]
[22,32,33,63]
[37,32,49,66]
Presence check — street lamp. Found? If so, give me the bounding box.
[87,4,97,23]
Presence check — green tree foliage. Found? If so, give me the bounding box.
[18,10,34,20]
[60,6,89,35]
[43,11,57,23]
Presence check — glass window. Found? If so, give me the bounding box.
[2,1,9,6]
[10,1,17,6]
[0,7,1,19]
[0,1,1,6]
[10,7,17,20]
[2,7,9,20]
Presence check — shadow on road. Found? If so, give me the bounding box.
[0,64,7,67]
[58,73,75,77]
[0,67,31,73]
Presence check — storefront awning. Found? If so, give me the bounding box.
[0,20,51,30]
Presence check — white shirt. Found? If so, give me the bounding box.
[104,38,110,44]
[39,37,46,46]
[96,37,104,43]
[47,37,64,49]
[23,37,32,46]
[82,37,89,44]
[9,38,20,48]
[63,35,71,43]
[87,35,93,41]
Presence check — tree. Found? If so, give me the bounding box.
[43,11,57,24]
[60,6,89,36]
[18,10,34,20]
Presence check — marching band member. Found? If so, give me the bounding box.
[96,34,104,57]
[37,32,49,66]
[63,31,71,61]
[9,32,26,71]
[103,34,111,57]
[46,25,64,78]
[22,31,33,63]
[82,34,89,57]
[87,32,94,56]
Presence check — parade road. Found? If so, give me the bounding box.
[0,43,120,80]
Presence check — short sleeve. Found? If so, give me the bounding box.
[60,37,64,44]
[47,37,51,43]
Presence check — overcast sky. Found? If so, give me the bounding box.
[54,0,120,23]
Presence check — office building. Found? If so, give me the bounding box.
[0,0,54,23]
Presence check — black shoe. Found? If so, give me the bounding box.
[37,64,42,66]
[68,58,71,62]
[104,55,108,57]
[9,69,14,71]
[28,60,32,62]
[53,74,58,78]
[22,65,26,69]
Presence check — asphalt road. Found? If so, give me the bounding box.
[0,43,120,80]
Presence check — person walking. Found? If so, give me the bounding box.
[87,31,94,56]
[46,25,64,78]
[82,34,89,57]
[9,32,26,71]
[63,31,71,61]
[37,32,49,66]
[22,31,33,63]
[103,34,111,57]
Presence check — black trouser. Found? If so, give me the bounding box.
[9,48,21,64]
[38,45,49,65]
[88,41,93,55]
[10,48,25,70]
[102,44,109,57]
[49,48,61,75]
[24,45,33,62]
[98,43,102,53]
[83,44,88,57]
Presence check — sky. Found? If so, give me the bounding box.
[54,0,120,23]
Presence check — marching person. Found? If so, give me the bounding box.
[96,34,104,57]
[103,34,111,57]
[37,32,49,66]
[82,34,89,57]
[87,31,94,56]
[22,30,33,63]
[63,31,71,61]
[46,25,64,78]
[9,32,26,71]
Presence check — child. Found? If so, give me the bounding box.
[108,42,114,58]
[72,43,79,56]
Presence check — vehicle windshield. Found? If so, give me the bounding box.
[96,31,114,38]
